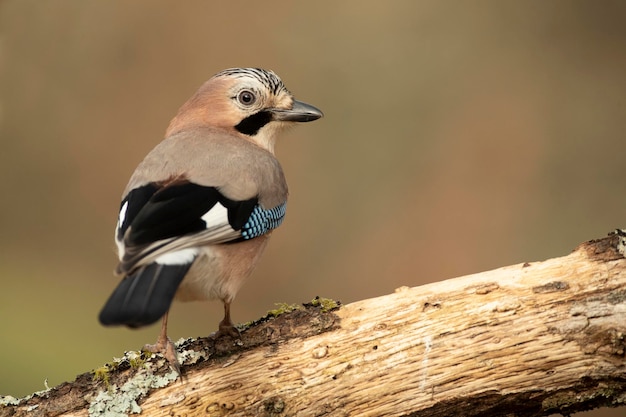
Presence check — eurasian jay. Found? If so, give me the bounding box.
[99,68,323,373]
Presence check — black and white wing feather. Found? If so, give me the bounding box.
[99,179,286,327]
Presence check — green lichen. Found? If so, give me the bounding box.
[0,396,20,406]
[238,298,341,331]
[239,320,255,329]
[92,365,112,388]
[128,351,150,369]
[0,384,51,407]
[88,367,178,416]
[310,296,340,313]
[267,302,303,317]
[176,338,210,366]
[91,351,154,391]
[128,356,144,369]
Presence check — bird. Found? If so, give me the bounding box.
[98,68,323,373]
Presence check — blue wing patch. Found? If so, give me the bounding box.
[241,203,287,239]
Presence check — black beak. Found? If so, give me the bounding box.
[270,100,324,122]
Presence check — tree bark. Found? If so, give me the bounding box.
[2,233,626,417]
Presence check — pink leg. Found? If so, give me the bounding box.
[143,312,181,375]
[216,301,241,338]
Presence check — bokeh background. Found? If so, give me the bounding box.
[1,1,625,415]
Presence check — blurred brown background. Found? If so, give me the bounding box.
[1,1,625,415]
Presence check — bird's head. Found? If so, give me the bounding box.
[165,68,323,153]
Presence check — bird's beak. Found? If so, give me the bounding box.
[270,100,324,122]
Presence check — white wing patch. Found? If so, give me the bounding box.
[201,202,229,225]
[200,202,240,242]
[156,248,199,265]
[117,201,129,230]
[115,201,129,260]
[116,201,244,268]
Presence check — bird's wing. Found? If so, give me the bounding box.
[115,179,286,275]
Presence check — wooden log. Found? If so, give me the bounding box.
[2,233,626,417]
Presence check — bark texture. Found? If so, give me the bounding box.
[2,234,626,417]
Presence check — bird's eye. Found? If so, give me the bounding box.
[237,90,256,106]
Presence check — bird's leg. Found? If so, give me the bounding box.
[216,301,241,339]
[142,312,181,374]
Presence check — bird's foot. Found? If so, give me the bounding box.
[212,302,242,340]
[214,322,241,339]
[143,337,181,375]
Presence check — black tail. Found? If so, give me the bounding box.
[99,262,192,328]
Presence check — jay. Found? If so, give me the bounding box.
[99,68,323,373]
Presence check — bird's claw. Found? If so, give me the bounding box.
[143,337,181,375]
[214,323,241,339]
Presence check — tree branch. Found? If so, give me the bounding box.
[2,233,626,417]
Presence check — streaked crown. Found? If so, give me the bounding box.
[214,68,290,96]
[166,67,323,153]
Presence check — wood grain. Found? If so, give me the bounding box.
[3,235,625,417]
